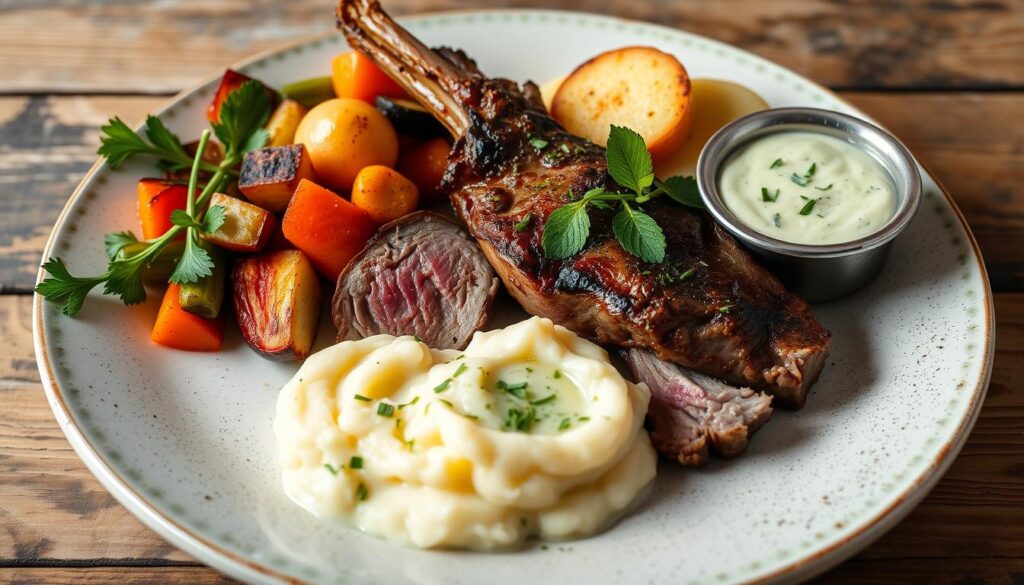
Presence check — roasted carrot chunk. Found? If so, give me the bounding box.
[397,137,451,204]
[151,283,224,352]
[282,179,377,280]
[137,179,188,240]
[331,51,406,103]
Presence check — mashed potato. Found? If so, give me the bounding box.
[274,317,656,549]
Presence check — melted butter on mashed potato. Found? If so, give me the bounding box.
[274,317,656,550]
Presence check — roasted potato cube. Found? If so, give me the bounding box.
[238,144,317,212]
[201,192,277,252]
[266,99,308,148]
[232,250,321,362]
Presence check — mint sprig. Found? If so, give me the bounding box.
[540,126,704,264]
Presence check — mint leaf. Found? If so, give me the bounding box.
[542,201,591,259]
[662,176,704,209]
[104,231,138,259]
[605,125,654,195]
[612,204,665,263]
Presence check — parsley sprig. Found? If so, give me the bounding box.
[36,82,272,316]
[541,126,703,264]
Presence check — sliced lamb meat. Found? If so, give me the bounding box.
[622,349,773,466]
[332,211,500,349]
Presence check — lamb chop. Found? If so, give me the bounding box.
[336,0,831,409]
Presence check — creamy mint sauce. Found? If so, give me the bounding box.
[719,131,896,245]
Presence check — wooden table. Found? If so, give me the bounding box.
[1,1,1021,583]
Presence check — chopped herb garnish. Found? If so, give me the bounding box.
[453,363,468,378]
[679,268,695,281]
[553,370,562,379]
[377,402,395,417]
[440,399,454,408]
[462,413,479,421]
[773,213,782,228]
[434,378,452,393]
[497,380,528,400]
[699,260,709,267]
[398,396,420,409]
[770,158,783,169]
[761,187,780,202]
[324,463,340,475]
[505,406,536,432]
[355,483,369,501]
[558,418,572,431]
[790,163,817,187]
[514,213,532,232]
[719,305,732,314]
[413,335,423,342]
[815,183,833,191]
[530,394,557,406]
[529,137,548,150]
[349,456,363,469]
[799,198,819,215]
[578,416,591,422]
[354,394,372,402]
[405,439,415,451]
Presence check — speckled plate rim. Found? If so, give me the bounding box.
[32,9,995,585]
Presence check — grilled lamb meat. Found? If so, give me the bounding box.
[623,349,772,465]
[333,211,499,349]
[337,0,831,407]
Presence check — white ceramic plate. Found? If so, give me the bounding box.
[35,10,994,585]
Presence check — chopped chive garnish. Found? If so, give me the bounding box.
[462,413,479,421]
[440,399,454,408]
[773,213,782,228]
[578,416,591,422]
[354,394,372,402]
[558,418,572,431]
[678,268,695,281]
[497,380,528,399]
[434,378,452,393]
[355,483,369,501]
[806,163,817,177]
[553,370,562,379]
[377,402,395,417]
[761,187,780,202]
[514,213,532,232]
[815,183,833,191]
[770,158,783,169]
[349,456,363,469]
[530,394,557,406]
[399,395,420,409]
[799,198,819,215]
[505,406,536,432]
[529,137,548,150]
[719,305,732,314]
[453,363,468,378]
[790,174,810,187]
[324,463,340,475]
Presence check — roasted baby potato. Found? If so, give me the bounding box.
[238,144,317,213]
[232,250,321,362]
[265,99,308,148]
[551,46,693,163]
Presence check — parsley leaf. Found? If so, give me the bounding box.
[541,200,591,259]
[605,125,654,194]
[103,231,138,259]
[612,203,666,263]
[212,81,272,159]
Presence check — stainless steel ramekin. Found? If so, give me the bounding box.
[696,107,922,303]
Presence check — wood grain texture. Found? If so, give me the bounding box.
[0,567,233,584]
[2,92,1020,294]
[1,294,1020,582]
[0,0,1022,93]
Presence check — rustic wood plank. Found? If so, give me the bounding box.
[2,92,1021,293]
[0,567,232,584]
[0,0,1022,93]
[0,96,163,293]
[1,293,1020,582]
